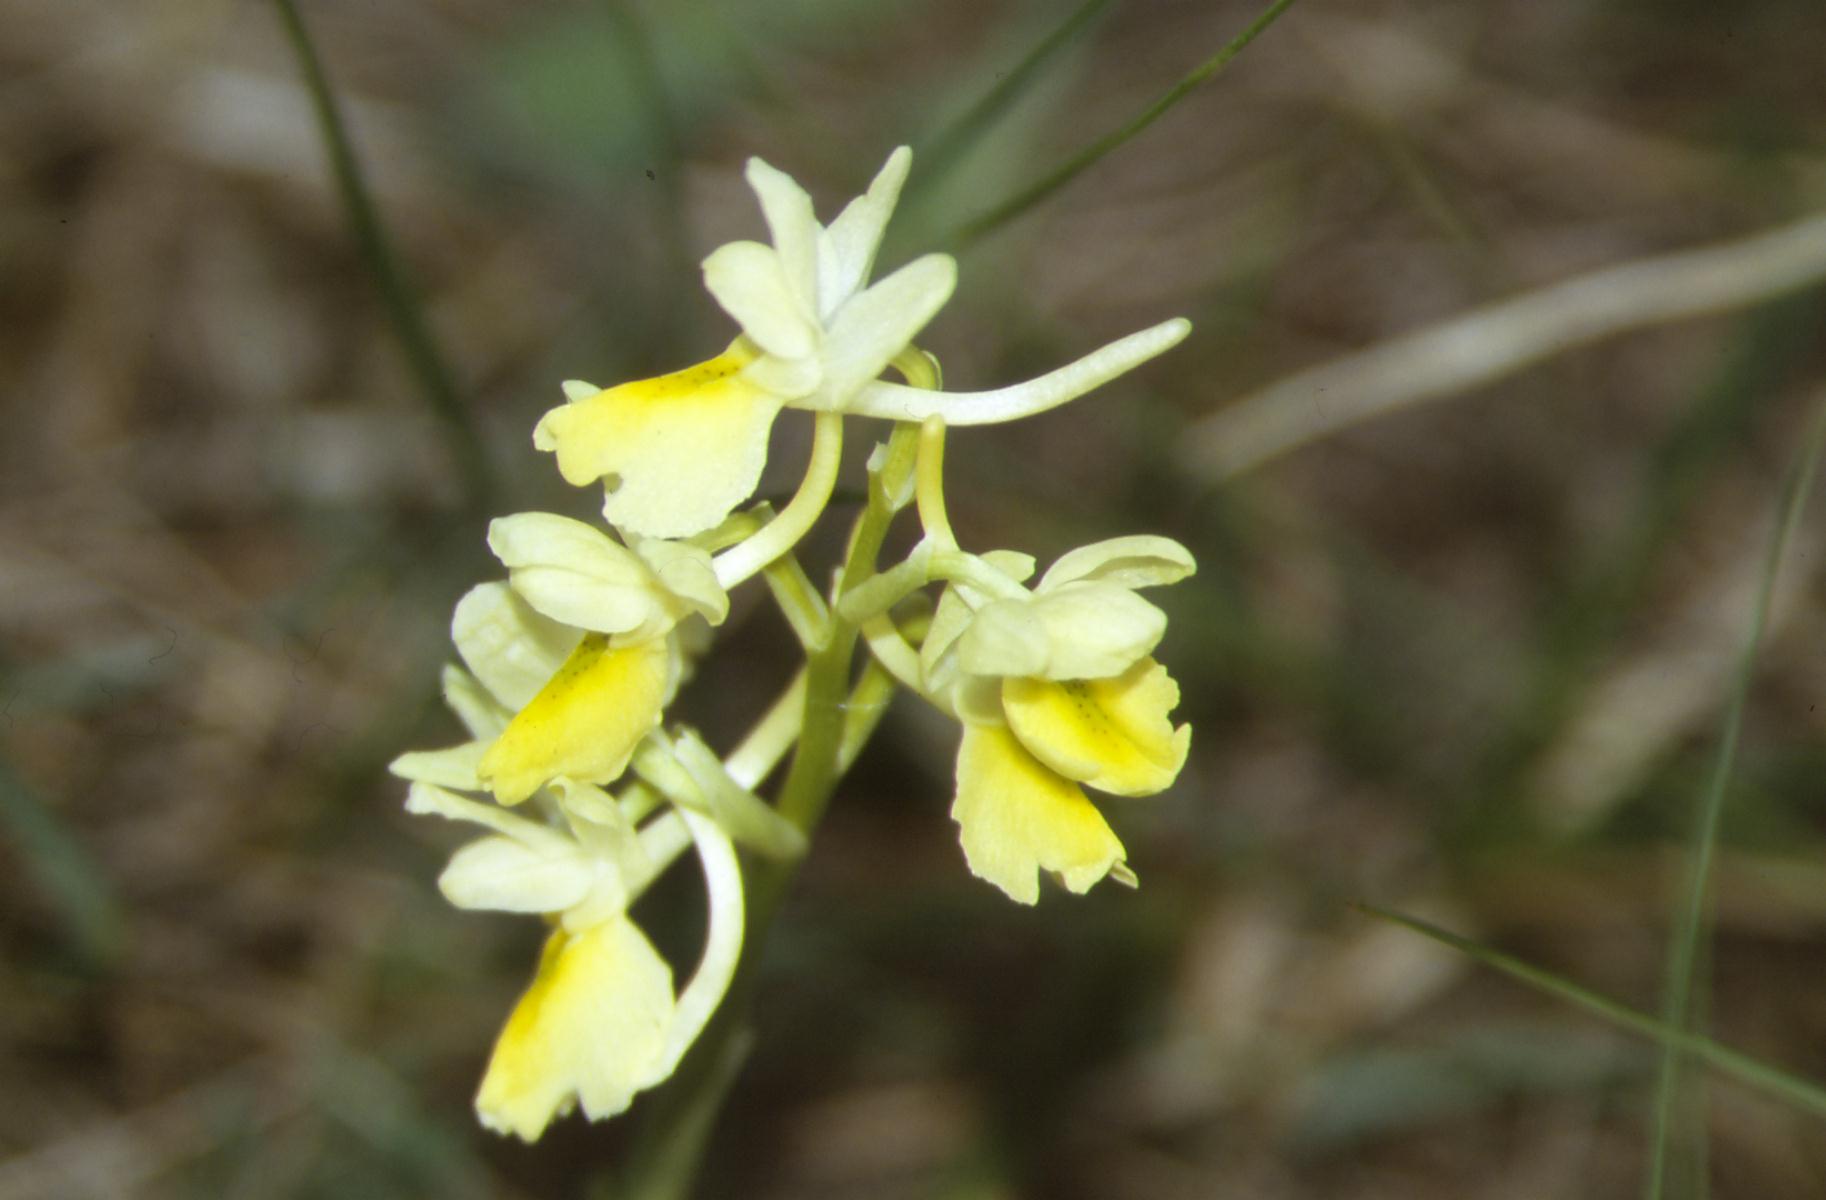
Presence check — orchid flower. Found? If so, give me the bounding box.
[405,779,743,1140]
[918,537,1197,903]
[534,147,1190,544]
[391,514,725,806]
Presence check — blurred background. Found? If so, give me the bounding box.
[5,0,1826,1196]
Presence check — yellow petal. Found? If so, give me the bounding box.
[1001,657,1190,797]
[532,348,784,539]
[475,918,674,1141]
[950,723,1126,905]
[478,635,670,805]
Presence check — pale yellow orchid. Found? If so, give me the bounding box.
[404,779,744,1140]
[391,515,726,806]
[533,147,1191,541]
[395,128,1207,1150]
[920,537,1196,904]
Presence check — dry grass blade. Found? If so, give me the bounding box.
[0,1061,294,1200]
[1181,210,1826,479]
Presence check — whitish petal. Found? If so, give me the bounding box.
[817,146,911,315]
[438,834,598,915]
[451,583,582,711]
[702,241,818,360]
[475,918,674,1141]
[953,599,1049,680]
[551,778,653,896]
[845,317,1191,424]
[533,350,785,539]
[744,157,820,316]
[406,781,578,846]
[950,723,1126,905]
[919,584,976,692]
[1002,657,1190,796]
[478,635,671,804]
[812,254,956,410]
[443,664,510,741]
[740,351,821,398]
[1037,535,1196,593]
[919,550,1038,689]
[389,740,489,790]
[961,583,1165,682]
[489,514,668,640]
[634,540,729,627]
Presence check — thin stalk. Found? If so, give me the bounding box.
[859,615,928,698]
[1646,397,1826,1200]
[913,0,1114,192]
[269,0,492,511]
[761,554,833,651]
[713,412,845,589]
[916,417,958,549]
[950,0,1301,248]
[1359,905,1826,1123]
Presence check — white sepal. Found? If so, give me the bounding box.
[1038,535,1196,593]
[817,146,912,316]
[442,664,510,741]
[812,253,956,410]
[702,241,818,360]
[390,740,489,790]
[743,157,821,317]
[438,834,597,915]
[451,582,581,710]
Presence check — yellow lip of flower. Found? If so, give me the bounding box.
[535,346,787,541]
[477,632,674,805]
[390,582,583,793]
[476,915,677,1141]
[393,527,719,805]
[1000,657,1191,797]
[535,148,1193,541]
[950,722,1127,905]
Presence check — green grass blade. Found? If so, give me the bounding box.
[915,0,1114,191]
[1646,395,1826,1200]
[1357,905,1826,1123]
[948,0,1300,248]
[0,756,124,968]
[270,0,494,513]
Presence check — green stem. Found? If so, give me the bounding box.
[269,0,492,512]
[761,553,833,652]
[620,394,929,1198]
[769,422,920,848]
